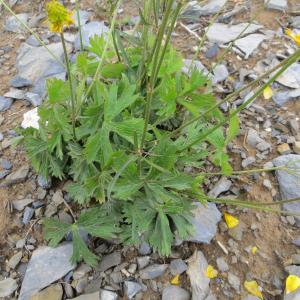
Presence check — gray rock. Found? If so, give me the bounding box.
[29,284,63,300]
[23,207,34,224]
[285,265,300,277]
[26,35,41,47]
[1,159,12,170]
[18,243,75,300]
[75,277,88,294]
[124,281,143,299]
[284,289,300,300]
[44,203,58,218]
[5,13,28,33]
[73,264,92,280]
[25,92,42,107]
[212,64,229,84]
[293,236,300,246]
[99,251,121,272]
[73,10,91,27]
[256,140,271,152]
[292,16,300,29]
[67,292,99,300]
[4,88,25,99]
[99,289,118,300]
[162,285,190,300]
[273,154,300,226]
[205,43,219,58]
[207,23,263,44]
[170,259,188,275]
[10,75,32,88]
[228,272,240,292]
[37,175,52,189]
[208,177,232,198]
[272,89,300,107]
[216,257,229,272]
[276,63,300,89]
[0,96,13,111]
[13,198,35,211]
[187,251,209,300]
[233,34,266,59]
[247,129,265,148]
[0,170,10,179]
[139,264,168,280]
[182,0,227,17]
[0,278,18,297]
[8,251,22,269]
[265,0,287,11]
[2,164,30,186]
[137,256,150,269]
[138,241,151,255]
[242,156,256,168]
[182,59,209,76]
[185,202,221,244]
[75,21,109,50]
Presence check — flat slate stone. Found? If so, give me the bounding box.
[265,0,288,11]
[206,23,263,44]
[0,96,13,112]
[233,34,266,59]
[182,0,227,17]
[0,278,18,297]
[185,202,221,244]
[18,243,75,300]
[162,285,190,300]
[5,13,28,33]
[276,63,300,89]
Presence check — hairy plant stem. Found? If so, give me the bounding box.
[60,33,76,139]
[75,0,84,52]
[179,49,300,151]
[139,0,177,151]
[0,0,64,67]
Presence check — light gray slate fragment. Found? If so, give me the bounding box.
[124,281,143,299]
[185,202,221,244]
[0,96,13,111]
[0,278,18,297]
[233,34,266,59]
[265,0,287,11]
[162,285,190,300]
[273,155,300,226]
[276,63,300,89]
[208,177,232,198]
[139,264,168,280]
[18,243,75,300]
[5,13,28,33]
[206,23,263,44]
[182,0,227,17]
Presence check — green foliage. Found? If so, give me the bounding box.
[22,0,240,265]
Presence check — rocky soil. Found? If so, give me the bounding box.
[0,0,300,299]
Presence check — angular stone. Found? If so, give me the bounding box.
[0,278,18,297]
[207,23,263,44]
[272,89,300,107]
[182,0,227,17]
[276,63,300,89]
[124,281,143,299]
[99,251,121,272]
[29,284,63,300]
[12,198,35,211]
[162,285,190,300]
[187,251,209,300]
[4,87,25,99]
[212,64,229,84]
[18,243,75,300]
[265,0,287,11]
[73,10,91,27]
[138,241,151,255]
[182,59,209,76]
[233,34,265,59]
[25,92,42,107]
[170,259,188,275]
[8,251,23,269]
[216,257,229,272]
[208,177,232,198]
[228,272,240,292]
[75,21,109,50]
[2,164,30,186]
[23,207,35,225]
[5,13,28,33]
[185,202,221,244]
[99,289,118,300]
[284,290,300,300]
[139,264,168,280]
[273,155,300,226]
[0,96,13,111]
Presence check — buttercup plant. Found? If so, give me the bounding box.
[1,0,300,265]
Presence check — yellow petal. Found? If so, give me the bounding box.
[286,275,300,294]
[224,212,239,229]
[263,86,273,100]
[251,246,258,255]
[170,274,180,285]
[205,265,218,279]
[244,280,263,299]
[285,28,300,46]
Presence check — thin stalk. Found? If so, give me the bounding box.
[140,0,176,150]
[179,49,300,151]
[75,0,84,52]
[85,0,122,97]
[60,33,76,139]
[0,0,64,67]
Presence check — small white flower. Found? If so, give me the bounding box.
[21,108,40,129]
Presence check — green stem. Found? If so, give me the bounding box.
[60,33,76,139]
[0,0,64,67]
[75,0,84,52]
[180,49,300,151]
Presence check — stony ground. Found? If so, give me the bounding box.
[0,0,300,300]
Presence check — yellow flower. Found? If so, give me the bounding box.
[285,28,300,46]
[286,275,300,294]
[244,280,263,299]
[170,274,180,285]
[251,246,258,255]
[46,0,74,33]
[224,212,239,229]
[205,265,218,279]
[263,86,273,100]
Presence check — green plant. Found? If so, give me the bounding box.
[9,0,300,265]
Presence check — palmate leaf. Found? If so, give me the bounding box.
[67,182,89,204]
[47,78,71,104]
[207,127,225,150]
[212,150,233,176]
[171,213,195,240]
[44,218,71,247]
[225,113,240,144]
[84,131,102,164]
[149,210,173,256]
